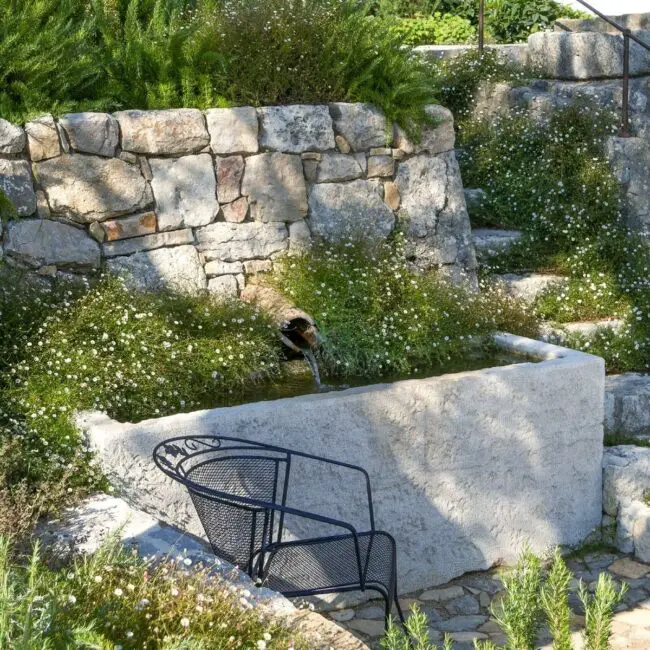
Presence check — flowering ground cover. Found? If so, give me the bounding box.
[0,535,304,649]
[433,51,650,374]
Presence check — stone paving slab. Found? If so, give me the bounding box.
[322,551,650,649]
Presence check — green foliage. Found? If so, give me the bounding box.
[0,274,283,535]
[381,605,454,650]
[0,190,17,223]
[272,236,538,378]
[485,0,587,43]
[579,574,627,650]
[429,50,530,122]
[0,535,302,649]
[0,0,437,133]
[493,548,544,650]
[384,13,476,46]
[90,0,225,110]
[541,550,573,650]
[0,0,102,123]
[383,547,626,650]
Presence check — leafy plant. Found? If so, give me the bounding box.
[0,535,303,649]
[0,0,102,123]
[272,236,538,378]
[385,12,476,46]
[383,548,627,650]
[485,0,587,43]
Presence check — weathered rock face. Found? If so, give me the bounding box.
[329,103,388,151]
[528,31,650,80]
[59,112,119,157]
[205,107,259,154]
[308,180,395,241]
[242,153,308,223]
[258,105,335,153]
[150,154,218,230]
[0,119,26,154]
[36,155,152,223]
[115,109,209,155]
[25,115,61,161]
[196,222,288,261]
[303,153,366,183]
[396,152,475,271]
[0,159,36,216]
[107,245,207,294]
[0,103,476,288]
[4,219,100,269]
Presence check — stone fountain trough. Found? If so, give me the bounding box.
[80,334,605,594]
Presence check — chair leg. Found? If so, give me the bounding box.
[394,582,406,625]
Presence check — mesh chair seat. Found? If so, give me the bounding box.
[153,435,404,628]
[263,531,396,596]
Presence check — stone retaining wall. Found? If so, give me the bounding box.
[0,104,476,295]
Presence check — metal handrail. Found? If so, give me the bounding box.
[478,0,650,136]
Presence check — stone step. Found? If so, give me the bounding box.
[412,43,529,68]
[471,228,522,258]
[496,272,566,302]
[605,372,650,435]
[541,318,625,342]
[555,12,650,35]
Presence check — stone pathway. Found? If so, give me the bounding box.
[319,551,650,649]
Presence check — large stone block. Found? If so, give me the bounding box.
[4,218,100,270]
[35,155,152,223]
[241,153,307,223]
[25,115,61,161]
[149,154,218,230]
[395,152,474,270]
[308,180,395,242]
[0,159,36,216]
[0,119,25,154]
[329,103,388,151]
[258,105,335,153]
[58,112,119,157]
[303,153,366,183]
[528,31,650,80]
[196,222,288,261]
[216,156,244,203]
[102,211,156,241]
[106,245,207,295]
[205,107,259,154]
[115,109,209,155]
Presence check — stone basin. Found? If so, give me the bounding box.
[80,333,605,594]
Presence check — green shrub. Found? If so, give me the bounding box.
[0,274,283,534]
[0,535,303,649]
[385,12,476,46]
[0,0,101,123]
[272,236,538,378]
[382,548,626,650]
[1,0,438,134]
[485,0,588,43]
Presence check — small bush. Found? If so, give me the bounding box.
[0,535,303,649]
[0,274,283,534]
[382,548,626,650]
[272,236,538,378]
[385,13,476,46]
[485,0,588,43]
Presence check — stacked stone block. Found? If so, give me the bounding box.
[0,103,476,296]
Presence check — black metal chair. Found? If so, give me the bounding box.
[153,435,405,628]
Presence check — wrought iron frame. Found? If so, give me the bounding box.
[153,435,405,628]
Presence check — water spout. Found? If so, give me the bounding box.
[301,347,321,387]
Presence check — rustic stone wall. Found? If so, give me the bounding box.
[0,104,476,296]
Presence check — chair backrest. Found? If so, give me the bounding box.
[153,436,290,575]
